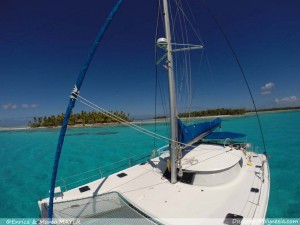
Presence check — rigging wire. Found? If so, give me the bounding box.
[176,0,189,111]
[187,48,205,123]
[181,0,207,121]
[170,0,193,114]
[169,0,186,118]
[154,0,161,150]
[185,0,205,44]
[200,0,267,154]
[173,0,205,122]
[179,0,193,113]
[75,94,198,149]
[154,0,170,149]
[76,95,170,142]
[173,1,204,46]
[47,1,124,223]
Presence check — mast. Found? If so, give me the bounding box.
[162,0,178,184]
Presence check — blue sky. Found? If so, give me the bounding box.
[1,0,300,126]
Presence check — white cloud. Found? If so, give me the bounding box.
[31,104,38,108]
[1,103,17,110]
[261,91,271,95]
[2,104,10,110]
[261,82,275,91]
[1,103,39,110]
[22,104,29,109]
[261,82,275,95]
[275,96,298,104]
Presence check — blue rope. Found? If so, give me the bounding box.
[47,0,123,223]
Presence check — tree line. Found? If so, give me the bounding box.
[155,106,300,119]
[179,108,247,118]
[248,106,300,112]
[29,106,299,128]
[28,111,130,128]
[154,108,246,119]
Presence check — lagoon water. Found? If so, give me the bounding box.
[0,110,299,218]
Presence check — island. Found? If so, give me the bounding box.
[28,111,130,128]
[28,106,300,128]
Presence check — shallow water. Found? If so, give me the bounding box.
[0,111,299,218]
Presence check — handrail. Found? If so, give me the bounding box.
[55,153,152,192]
[157,144,169,155]
[223,138,230,148]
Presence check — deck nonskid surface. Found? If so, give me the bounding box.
[45,145,268,224]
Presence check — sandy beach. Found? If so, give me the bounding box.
[2,108,299,131]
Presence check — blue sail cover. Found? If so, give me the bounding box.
[205,131,246,139]
[178,117,222,144]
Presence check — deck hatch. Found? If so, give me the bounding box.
[224,213,243,225]
[79,186,90,193]
[251,188,259,193]
[117,172,127,178]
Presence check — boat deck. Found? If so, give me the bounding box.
[39,144,269,225]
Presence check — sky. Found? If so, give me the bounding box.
[1,0,300,126]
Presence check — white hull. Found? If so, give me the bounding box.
[39,143,269,225]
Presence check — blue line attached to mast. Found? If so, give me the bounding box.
[47,0,123,223]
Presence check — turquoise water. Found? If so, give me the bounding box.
[0,111,299,218]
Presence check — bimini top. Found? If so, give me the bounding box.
[205,131,246,140]
[178,118,222,145]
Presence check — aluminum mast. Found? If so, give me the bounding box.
[162,0,178,184]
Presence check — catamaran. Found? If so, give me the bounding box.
[38,0,270,224]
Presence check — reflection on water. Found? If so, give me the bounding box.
[94,132,118,135]
[66,131,118,136]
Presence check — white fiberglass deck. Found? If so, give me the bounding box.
[180,144,242,172]
[39,144,269,225]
